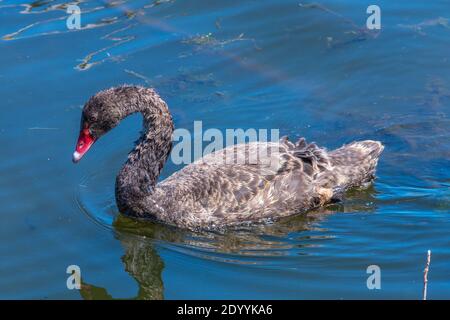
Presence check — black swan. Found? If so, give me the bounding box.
[73,85,384,230]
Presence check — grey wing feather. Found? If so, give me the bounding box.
[152,138,334,227]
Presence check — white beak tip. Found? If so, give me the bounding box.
[72,151,82,163]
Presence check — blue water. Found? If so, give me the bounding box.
[0,0,449,299]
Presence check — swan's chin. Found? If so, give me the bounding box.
[72,151,82,163]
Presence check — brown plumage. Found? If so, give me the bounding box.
[73,85,384,230]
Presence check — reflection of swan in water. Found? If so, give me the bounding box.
[80,236,164,299]
[79,184,378,300]
[80,216,180,300]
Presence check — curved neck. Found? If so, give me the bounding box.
[115,90,173,214]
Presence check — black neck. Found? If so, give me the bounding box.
[115,89,173,214]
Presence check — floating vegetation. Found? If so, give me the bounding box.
[124,69,152,84]
[183,32,216,45]
[1,2,112,41]
[398,17,450,36]
[124,10,137,19]
[104,0,127,9]
[299,1,380,49]
[76,23,136,71]
[181,32,256,52]
[144,0,175,9]
[326,29,379,49]
[299,1,360,29]
[124,67,218,90]
[22,0,55,13]
[17,0,85,14]
[2,16,63,40]
[123,67,224,106]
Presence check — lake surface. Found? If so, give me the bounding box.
[0,0,449,299]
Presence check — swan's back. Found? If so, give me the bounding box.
[145,138,384,229]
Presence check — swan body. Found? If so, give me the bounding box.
[73,85,384,230]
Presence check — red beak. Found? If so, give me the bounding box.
[73,127,95,163]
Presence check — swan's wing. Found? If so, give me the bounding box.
[156,138,333,226]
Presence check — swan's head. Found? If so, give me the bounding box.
[73,87,127,163]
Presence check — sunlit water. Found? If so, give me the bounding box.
[0,0,449,299]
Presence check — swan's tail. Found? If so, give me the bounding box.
[328,140,384,190]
